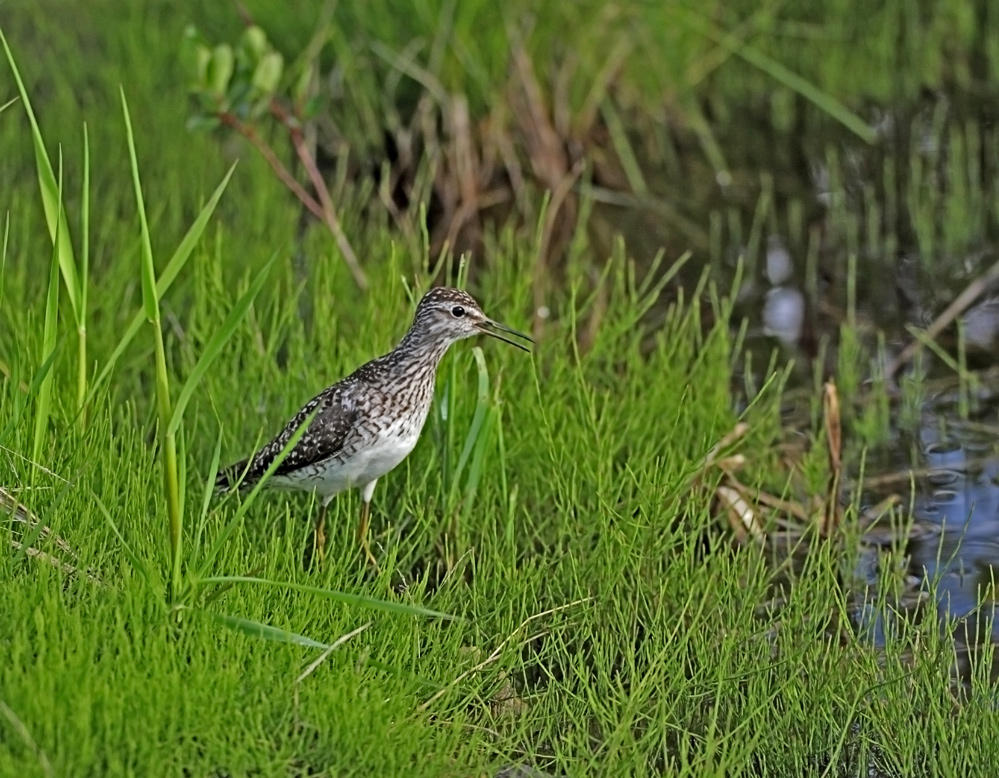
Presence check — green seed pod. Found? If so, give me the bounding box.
[207,44,235,98]
[252,51,284,97]
[240,25,268,62]
[194,46,212,87]
[179,26,212,88]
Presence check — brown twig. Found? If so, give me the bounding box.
[3,487,105,586]
[821,381,843,536]
[220,108,368,291]
[219,112,325,220]
[885,255,999,379]
[850,455,999,489]
[296,622,371,684]
[271,102,368,291]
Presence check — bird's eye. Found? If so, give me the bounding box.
[451,305,466,318]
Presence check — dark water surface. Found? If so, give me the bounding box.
[603,93,999,680]
[872,403,999,683]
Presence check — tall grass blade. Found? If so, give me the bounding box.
[0,31,82,317]
[92,492,153,590]
[31,152,63,470]
[684,13,876,143]
[198,577,457,620]
[192,432,224,560]
[0,212,8,319]
[167,252,278,437]
[120,88,182,600]
[177,423,188,524]
[121,90,158,324]
[195,407,319,578]
[0,346,60,446]
[449,347,490,504]
[77,123,90,423]
[205,611,334,650]
[461,408,493,510]
[89,164,238,398]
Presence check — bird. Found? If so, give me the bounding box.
[215,287,533,567]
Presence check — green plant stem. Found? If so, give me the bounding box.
[151,328,183,602]
[77,124,90,427]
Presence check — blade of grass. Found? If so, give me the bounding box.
[205,611,334,650]
[449,347,490,505]
[461,406,493,510]
[167,251,278,437]
[0,345,60,446]
[2,33,88,424]
[195,407,319,578]
[192,432,224,561]
[0,701,53,778]
[198,577,458,620]
[121,87,182,601]
[31,151,63,470]
[88,163,237,401]
[177,423,187,526]
[77,123,90,425]
[296,622,372,684]
[0,212,8,328]
[122,93,159,326]
[0,31,82,317]
[683,12,876,144]
[600,99,648,195]
[92,491,153,590]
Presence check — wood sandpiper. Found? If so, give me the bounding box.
[215,287,532,566]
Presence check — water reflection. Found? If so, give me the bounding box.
[762,286,806,346]
[860,410,999,681]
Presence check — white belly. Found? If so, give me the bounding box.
[338,425,421,490]
[271,416,423,498]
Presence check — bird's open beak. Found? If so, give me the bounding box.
[475,319,534,352]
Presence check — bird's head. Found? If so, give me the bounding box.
[410,287,533,351]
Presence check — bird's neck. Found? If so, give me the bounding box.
[390,326,454,374]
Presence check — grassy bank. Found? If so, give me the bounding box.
[4,2,999,776]
[6,173,988,774]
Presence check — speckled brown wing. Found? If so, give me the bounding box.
[216,380,360,491]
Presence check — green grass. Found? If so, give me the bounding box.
[4,3,999,777]
[3,196,965,776]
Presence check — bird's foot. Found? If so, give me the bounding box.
[360,535,379,569]
[303,510,328,572]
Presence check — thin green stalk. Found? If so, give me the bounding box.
[31,151,63,471]
[77,123,90,427]
[121,88,183,601]
[198,577,457,620]
[87,163,236,403]
[1,31,87,419]
[449,347,490,506]
[0,212,8,320]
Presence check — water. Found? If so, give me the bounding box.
[593,90,999,681]
[850,396,999,683]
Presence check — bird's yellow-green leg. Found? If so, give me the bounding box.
[358,480,379,567]
[313,502,329,565]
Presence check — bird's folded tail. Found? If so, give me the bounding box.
[215,459,251,494]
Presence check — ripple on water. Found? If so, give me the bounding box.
[858,406,999,683]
